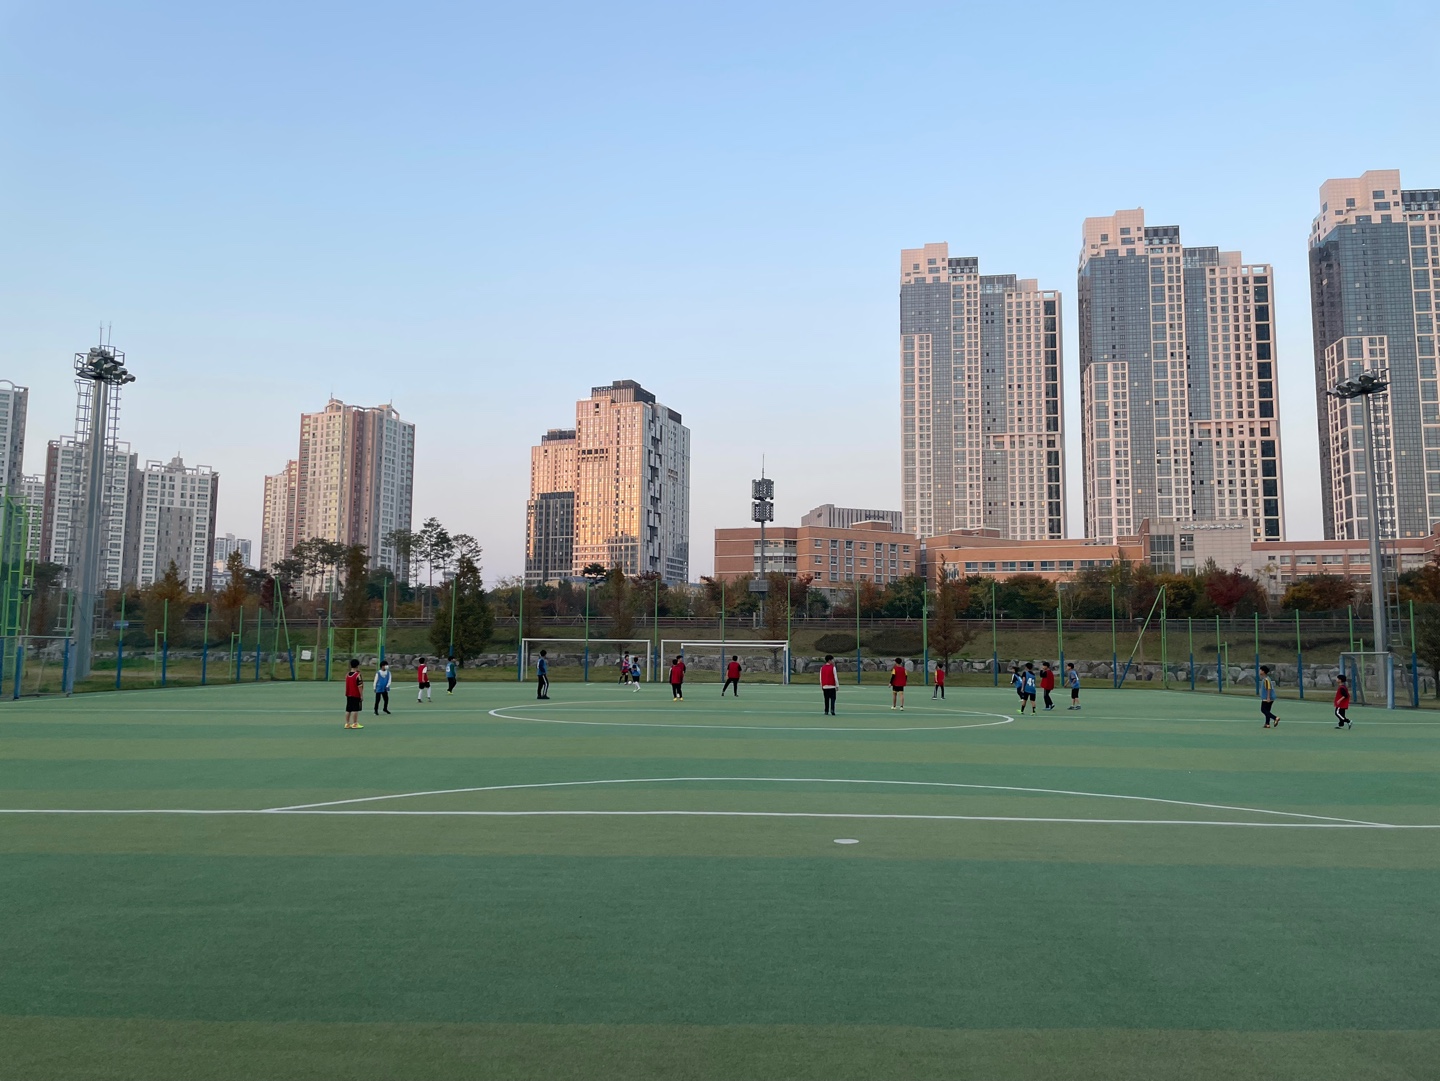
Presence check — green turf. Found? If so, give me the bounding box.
[1,681,1438,1079]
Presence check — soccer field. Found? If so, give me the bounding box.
[2,680,1439,1080]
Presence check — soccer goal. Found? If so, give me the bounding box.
[1338,651,1396,710]
[520,638,654,683]
[661,639,792,685]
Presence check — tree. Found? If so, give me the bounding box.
[1399,558,1440,605]
[996,574,1057,619]
[881,575,927,618]
[215,550,251,633]
[762,572,811,640]
[430,555,494,663]
[384,528,418,584]
[1282,574,1354,613]
[581,563,608,585]
[1203,565,1268,617]
[929,577,978,665]
[342,544,370,625]
[602,565,635,638]
[144,562,190,637]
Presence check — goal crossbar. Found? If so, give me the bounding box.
[520,638,654,683]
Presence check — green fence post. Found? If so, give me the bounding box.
[1110,584,1117,689]
[1253,611,1260,697]
[116,592,126,690]
[1296,608,1304,700]
[1215,615,1223,694]
[990,580,998,686]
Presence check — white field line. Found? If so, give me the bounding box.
[262,775,1387,825]
[488,701,1015,732]
[0,807,1436,828]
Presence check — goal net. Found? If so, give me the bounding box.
[521,638,653,683]
[1337,651,1396,710]
[661,639,791,685]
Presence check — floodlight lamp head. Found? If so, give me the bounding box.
[74,344,135,386]
[751,501,774,523]
[751,478,774,501]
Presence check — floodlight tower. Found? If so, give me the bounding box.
[1327,371,1391,655]
[68,342,135,690]
[751,475,774,589]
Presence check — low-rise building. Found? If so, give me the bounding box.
[714,519,920,601]
[1253,532,1437,597]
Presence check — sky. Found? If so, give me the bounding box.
[3,0,1438,582]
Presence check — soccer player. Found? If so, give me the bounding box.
[344,659,364,729]
[628,653,640,692]
[1040,662,1055,711]
[373,660,392,715]
[416,657,432,704]
[890,657,907,710]
[669,655,686,700]
[932,661,946,699]
[1260,665,1279,728]
[1334,673,1352,729]
[445,656,458,695]
[722,655,741,696]
[619,654,631,684]
[1066,662,1081,709]
[1010,665,1025,706]
[820,654,838,714]
[536,649,550,699]
[1021,662,1038,714]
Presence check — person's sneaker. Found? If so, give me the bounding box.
[891,705,897,710]
[1335,723,1345,729]
[1272,716,1279,727]
[353,723,363,729]
[1264,722,1271,728]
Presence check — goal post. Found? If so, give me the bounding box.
[1338,651,1396,710]
[520,638,653,683]
[661,639,792,685]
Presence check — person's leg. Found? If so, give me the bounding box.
[1262,701,1273,727]
[940,684,945,699]
[382,690,390,713]
[898,689,904,711]
[1043,689,1052,710]
[448,676,456,693]
[374,692,381,715]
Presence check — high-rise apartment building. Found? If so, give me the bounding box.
[263,401,414,582]
[134,457,219,591]
[259,461,298,572]
[0,381,28,499]
[900,244,1065,542]
[1078,209,1284,544]
[1310,170,1440,540]
[40,437,137,588]
[528,381,690,585]
[525,429,577,585]
[214,533,252,571]
[20,475,44,560]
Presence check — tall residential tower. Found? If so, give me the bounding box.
[1078,210,1284,544]
[527,381,690,585]
[900,243,1065,541]
[1310,170,1440,540]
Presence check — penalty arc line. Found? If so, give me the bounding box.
[0,807,1435,828]
[487,701,1016,733]
[261,775,1388,825]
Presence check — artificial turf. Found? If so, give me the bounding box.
[1,679,1437,1080]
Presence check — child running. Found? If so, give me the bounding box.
[344,659,364,729]
[1010,665,1025,707]
[373,660,392,715]
[890,657,907,710]
[416,657,432,704]
[1021,662,1038,714]
[820,654,838,715]
[445,656,458,695]
[1334,673,1352,729]
[669,655,686,700]
[722,655,741,696]
[1066,662,1081,709]
[1040,662,1055,711]
[932,661,946,699]
[1260,665,1279,728]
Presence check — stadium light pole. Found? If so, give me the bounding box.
[1327,371,1391,656]
[68,343,135,691]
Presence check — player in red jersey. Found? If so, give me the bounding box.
[932,662,946,700]
[1334,674,1352,729]
[669,656,686,701]
[344,659,364,729]
[820,654,838,715]
[416,657,431,704]
[722,655,741,696]
[890,657,907,710]
[1039,662,1056,711]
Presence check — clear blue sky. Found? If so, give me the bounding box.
[3,0,1437,580]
